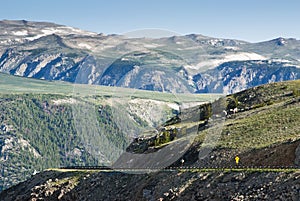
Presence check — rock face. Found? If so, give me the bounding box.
[193,60,300,94]
[0,170,299,201]
[1,20,300,94]
[295,144,300,166]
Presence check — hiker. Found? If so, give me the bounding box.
[235,155,240,165]
[180,158,185,166]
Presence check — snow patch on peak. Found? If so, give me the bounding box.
[13,30,28,36]
[78,43,92,49]
[224,52,266,61]
[64,26,97,36]
[224,46,240,50]
[25,26,97,41]
[187,52,267,72]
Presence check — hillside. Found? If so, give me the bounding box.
[1,20,300,94]
[0,73,216,191]
[0,79,299,200]
[1,169,299,201]
[113,80,300,169]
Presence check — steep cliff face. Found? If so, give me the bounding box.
[193,60,300,94]
[1,20,300,94]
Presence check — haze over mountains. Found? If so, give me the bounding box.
[1,20,300,94]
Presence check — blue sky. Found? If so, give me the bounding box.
[1,0,300,42]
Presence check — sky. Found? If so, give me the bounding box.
[1,0,300,42]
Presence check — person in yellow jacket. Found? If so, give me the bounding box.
[235,155,240,165]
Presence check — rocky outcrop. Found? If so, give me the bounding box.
[126,103,212,154]
[0,169,299,201]
[193,60,300,94]
[295,144,300,166]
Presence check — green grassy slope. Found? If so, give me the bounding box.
[189,80,300,168]
[0,72,220,102]
[219,80,300,150]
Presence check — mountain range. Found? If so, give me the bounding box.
[1,20,300,94]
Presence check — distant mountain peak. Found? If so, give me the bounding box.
[185,33,210,40]
[0,19,300,94]
[268,37,298,46]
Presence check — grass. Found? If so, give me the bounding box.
[194,79,300,150]
[219,105,300,149]
[0,72,222,103]
[51,175,80,187]
[45,171,87,194]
